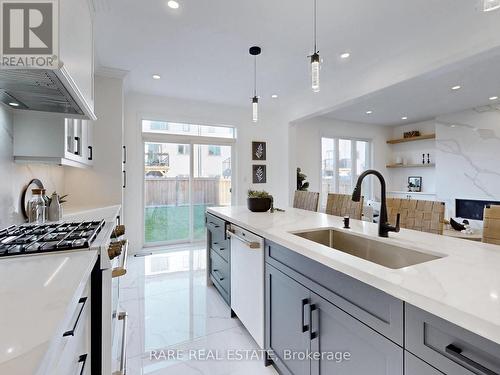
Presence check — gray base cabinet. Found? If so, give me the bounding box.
[405,304,500,375]
[405,352,444,375]
[266,263,403,375]
[266,264,311,375]
[310,292,403,375]
[206,213,230,305]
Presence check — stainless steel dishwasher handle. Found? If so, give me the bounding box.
[226,229,260,249]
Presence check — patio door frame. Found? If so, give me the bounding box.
[142,132,236,248]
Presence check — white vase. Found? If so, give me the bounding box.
[48,193,62,222]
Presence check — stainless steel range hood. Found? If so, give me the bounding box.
[0,67,96,120]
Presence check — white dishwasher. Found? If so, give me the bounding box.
[228,224,265,348]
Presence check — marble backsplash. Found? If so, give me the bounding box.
[0,106,65,228]
[436,109,500,219]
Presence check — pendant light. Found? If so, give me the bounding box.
[309,0,320,92]
[249,46,261,123]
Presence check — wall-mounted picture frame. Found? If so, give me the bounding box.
[252,141,266,161]
[253,165,267,183]
[408,176,422,192]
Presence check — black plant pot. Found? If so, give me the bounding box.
[247,197,272,212]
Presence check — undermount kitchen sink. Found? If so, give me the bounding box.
[292,229,444,269]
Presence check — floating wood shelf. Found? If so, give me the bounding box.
[386,163,435,168]
[386,134,436,144]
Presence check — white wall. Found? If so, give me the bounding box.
[64,75,125,211]
[292,117,391,207]
[435,108,500,218]
[0,105,65,227]
[123,92,290,251]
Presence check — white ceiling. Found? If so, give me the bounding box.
[323,48,500,126]
[94,0,500,120]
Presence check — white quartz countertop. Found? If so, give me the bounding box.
[208,206,500,345]
[63,204,121,223]
[0,251,98,375]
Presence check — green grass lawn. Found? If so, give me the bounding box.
[144,205,208,243]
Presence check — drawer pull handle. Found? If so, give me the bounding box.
[309,304,319,340]
[213,269,225,281]
[77,354,87,375]
[212,244,225,251]
[445,344,498,375]
[63,297,87,337]
[301,298,309,333]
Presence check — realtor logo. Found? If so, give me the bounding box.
[0,0,58,68]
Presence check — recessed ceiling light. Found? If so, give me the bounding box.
[401,116,408,120]
[340,52,350,59]
[489,96,498,101]
[365,110,373,115]
[450,124,457,128]
[8,102,19,107]
[451,85,461,91]
[271,94,278,99]
[167,0,179,9]
[152,74,161,80]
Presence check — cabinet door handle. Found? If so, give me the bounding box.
[309,304,318,340]
[122,170,126,189]
[63,297,87,337]
[445,344,498,375]
[88,146,93,161]
[213,269,224,281]
[74,137,80,155]
[301,298,309,333]
[77,354,87,375]
[122,145,127,164]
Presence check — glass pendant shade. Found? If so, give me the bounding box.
[311,52,320,93]
[484,0,500,11]
[252,96,258,123]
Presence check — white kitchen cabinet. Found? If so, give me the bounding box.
[35,275,93,375]
[13,111,94,168]
[59,0,95,116]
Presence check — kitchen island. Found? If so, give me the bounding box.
[207,206,500,375]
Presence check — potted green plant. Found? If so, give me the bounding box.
[247,189,273,212]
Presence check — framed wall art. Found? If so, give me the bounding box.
[252,141,266,161]
[252,165,267,183]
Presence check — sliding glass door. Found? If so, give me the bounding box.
[144,142,191,244]
[193,144,232,241]
[143,141,232,246]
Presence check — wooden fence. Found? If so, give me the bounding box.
[145,177,231,207]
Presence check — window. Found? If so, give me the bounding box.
[149,121,169,131]
[208,145,221,156]
[177,145,188,155]
[321,137,371,209]
[142,120,236,139]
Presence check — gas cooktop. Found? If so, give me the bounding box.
[0,220,105,257]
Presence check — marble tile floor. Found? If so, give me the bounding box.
[120,244,278,375]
